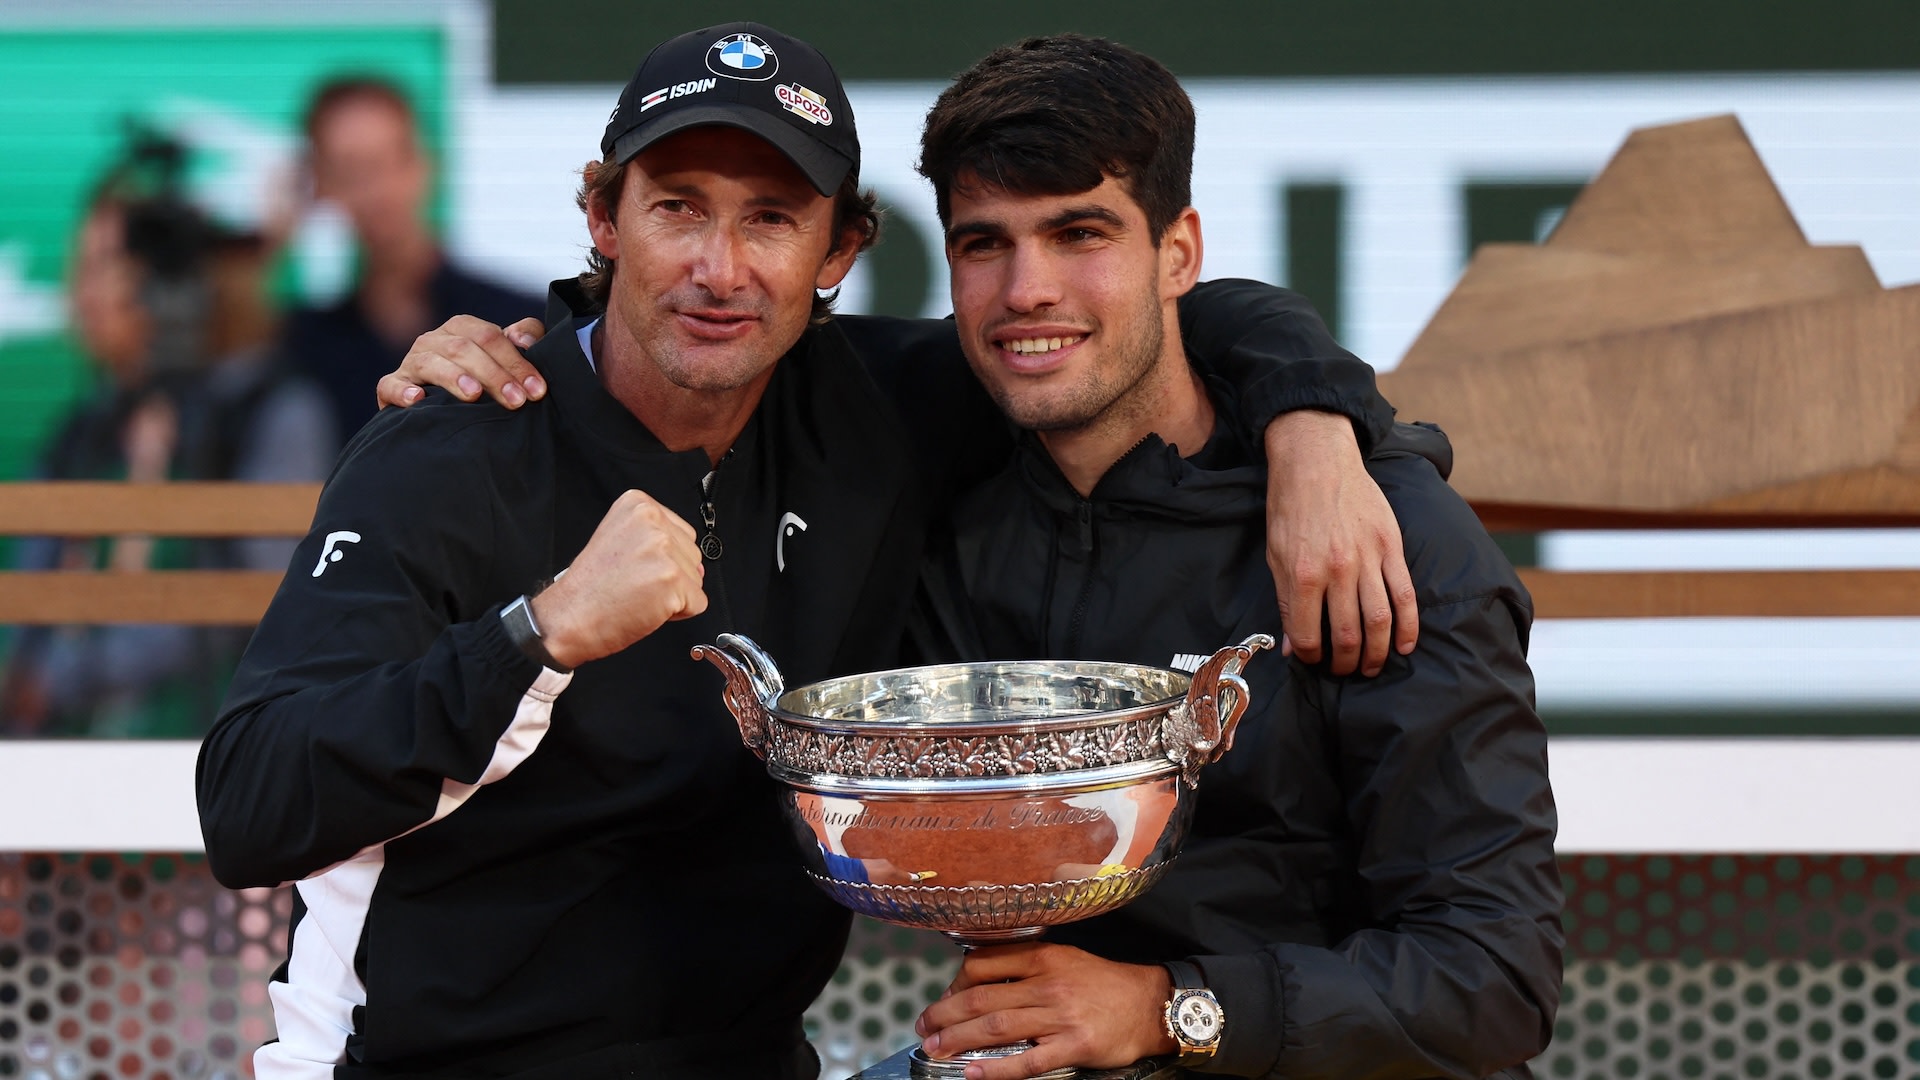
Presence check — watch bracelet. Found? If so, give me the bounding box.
[501,594,571,673]
[1162,960,1224,1063]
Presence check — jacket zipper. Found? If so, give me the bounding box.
[1062,498,1097,656]
[699,450,734,625]
[697,449,734,560]
[1059,435,1152,656]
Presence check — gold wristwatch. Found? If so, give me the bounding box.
[1163,960,1225,1066]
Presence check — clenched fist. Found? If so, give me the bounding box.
[529,491,707,668]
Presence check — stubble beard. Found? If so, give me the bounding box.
[622,287,789,395]
[651,340,781,393]
[985,298,1166,437]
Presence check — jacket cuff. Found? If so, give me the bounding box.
[1237,362,1394,457]
[1188,952,1288,1077]
[465,600,562,690]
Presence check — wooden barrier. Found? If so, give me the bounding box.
[1518,567,1920,619]
[0,482,319,624]
[1482,503,1920,618]
[0,481,1914,622]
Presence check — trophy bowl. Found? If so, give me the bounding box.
[693,633,1273,1078]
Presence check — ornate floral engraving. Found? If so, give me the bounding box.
[765,714,1177,779]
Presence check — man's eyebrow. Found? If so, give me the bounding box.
[744,192,809,211]
[652,178,709,200]
[945,218,1006,246]
[945,205,1128,246]
[1041,205,1127,232]
[647,180,810,213]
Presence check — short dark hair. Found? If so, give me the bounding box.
[572,153,880,324]
[303,76,417,144]
[918,35,1195,243]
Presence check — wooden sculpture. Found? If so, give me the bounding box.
[1380,114,1920,529]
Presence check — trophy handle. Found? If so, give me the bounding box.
[690,633,787,760]
[1165,633,1275,787]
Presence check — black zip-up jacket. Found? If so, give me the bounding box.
[198,280,1396,1079]
[201,301,923,1079]
[913,415,1564,1079]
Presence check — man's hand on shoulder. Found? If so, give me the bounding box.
[529,491,707,669]
[378,315,550,411]
[1264,410,1418,676]
[914,943,1175,1079]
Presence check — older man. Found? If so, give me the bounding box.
[201,24,915,1080]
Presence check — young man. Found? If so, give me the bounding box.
[200,24,1406,1080]
[906,37,1562,1079]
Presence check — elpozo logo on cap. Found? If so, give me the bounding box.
[706,33,779,81]
[775,83,833,126]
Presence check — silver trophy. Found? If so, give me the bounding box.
[694,633,1274,1080]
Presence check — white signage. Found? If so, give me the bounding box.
[455,73,1920,371]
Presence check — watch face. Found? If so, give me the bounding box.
[1172,989,1225,1047]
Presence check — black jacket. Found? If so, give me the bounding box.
[913,414,1564,1079]
[199,279,1396,1079]
[200,300,923,1078]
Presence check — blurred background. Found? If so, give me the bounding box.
[0,1,1916,1078]
[1,0,1917,735]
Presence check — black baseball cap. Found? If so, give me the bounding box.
[601,22,860,196]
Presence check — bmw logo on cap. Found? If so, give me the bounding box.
[706,33,779,81]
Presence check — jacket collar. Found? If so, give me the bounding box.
[1010,407,1267,525]
[526,278,771,474]
[1007,370,1458,524]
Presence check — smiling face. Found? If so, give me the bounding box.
[945,173,1201,437]
[589,126,856,399]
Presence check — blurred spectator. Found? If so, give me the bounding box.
[284,77,540,443]
[1,189,213,737]
[1,135,336,738]
[183,184,338,572]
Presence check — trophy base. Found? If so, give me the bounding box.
[944,926,1048,947]
[845,1045,1179,1079]
[909,1043,1077,1079]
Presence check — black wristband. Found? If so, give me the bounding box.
[1164,959,1204,991]
[501,595,571,673]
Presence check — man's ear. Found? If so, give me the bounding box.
[1159,206,1204,300]
[586,171,621,261]
[815,223,862,290]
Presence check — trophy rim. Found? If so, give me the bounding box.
[767,657,1193,735]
